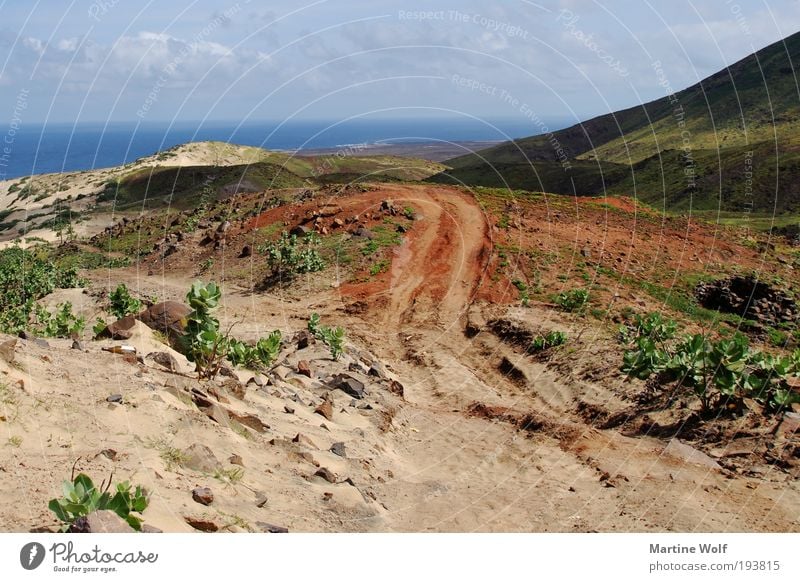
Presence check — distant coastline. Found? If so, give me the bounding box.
[0,118,549,179]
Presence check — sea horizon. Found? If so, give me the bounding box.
[0,117,571,180]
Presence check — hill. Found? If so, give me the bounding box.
[432,32,800,214]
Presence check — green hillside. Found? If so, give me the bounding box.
[434,31,800,214]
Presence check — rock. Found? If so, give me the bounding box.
[246,375,265,388]
[0,338,16,364]
[329,374,365,399]
[137,301,192,339]
[71,340,84,351]
[290,224,310,237]
[229,411,270,433]
[192,487,214,506]
[218,377,246,400]
[70,510,135,533]
[380,199,395,213]
[106,394,123,404]
[273,365,292,380]
[33,338,50,349]
[284,405,295,414]
[776,412,800,438]
[295,330,314,350]
[348,361,368,374]
[330,442,347,458]
[239,245,252,258]
[146,351,180,373]
[101,316,137,340]
[180,443,222,473]
[315,397,334,421]
[297,360,313,378]
[100,449,119,461]
[314,467,338,483]
[662,439,721,470]
[580,247,591,258]
[368,361,389,380]
[229,454,244,466]
[184,516,220,532]
[255,493,269,508]
[141,524,163,533]
[388,380,404,397]
[256,522,288,533]
[352,226,374,239]
[292,433,318,449]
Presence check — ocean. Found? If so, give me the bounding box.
[0,118,561,181]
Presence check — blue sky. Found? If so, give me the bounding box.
[1,0,798,126]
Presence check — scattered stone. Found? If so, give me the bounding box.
[71,340,84,351]
[219,377,246,400]
[180,443,222,473]
[146,351,180,373]
[106,394,123,404]
[141,525,163,533]
[329,373,365,399]
[138,301,192,339]
[100,315,137,340]
[295,330,314,350]
[330,442,347,458]
[100,449,119,461]
[247,375,264,388]
[696,275,797,326]
[388,380,405,397]
[229,454,244,467]
[192,487,214,506]
[352,226,374,239]
[34,338,50,349]
[292,433,318,449]
[256,522,288,533]
[663,439,721,470]
[184,516,220,532]
[273,365,292,380]
[229,411,270,433]
[348,361,368,374]
[314,467,338,483]
[290,224,309,237]
[239,245,252,258]
[315,393,334,420]
[70,510,135,533]
[368,361,389,380]
[207,386,231,404]
[0,339,16,364]
[284,405,295,414]
[255,493,269,508]
[297,360,313,378]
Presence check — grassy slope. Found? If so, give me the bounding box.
[435,32,800,214]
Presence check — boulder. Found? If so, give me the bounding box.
[192,487,214,506]
[137,301,192,339]
[99,315,137,340]
[329,374,365,399]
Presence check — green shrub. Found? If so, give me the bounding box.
[258,231,325,280]
[622,330,800,413]
[48,472,149,532]
[554,288,589,312]
[227,331,282,370]
[0,247,84,334]
[529,331,567,352]
[512,279,530,306]
[109,283,142,319]
[179,281,229,379]
[308,313,345,360]
[36,302,85,338]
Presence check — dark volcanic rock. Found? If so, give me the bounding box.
[695,275,797,326]
[329,373,365,399]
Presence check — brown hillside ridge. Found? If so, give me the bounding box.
[1,181,799,534]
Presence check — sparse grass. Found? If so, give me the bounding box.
[213,467,245,485]
[147,437,187,470]
[7,436,22,447]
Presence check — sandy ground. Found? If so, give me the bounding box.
[1,183,798,533]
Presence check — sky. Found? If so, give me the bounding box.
[0,0,798,128]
